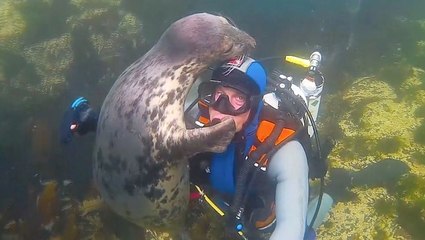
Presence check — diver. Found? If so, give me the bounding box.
[59,97,98,144]
[186,55,331,240]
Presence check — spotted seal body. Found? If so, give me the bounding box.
[93,13,255,229]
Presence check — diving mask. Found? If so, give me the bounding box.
[210,86,252,116]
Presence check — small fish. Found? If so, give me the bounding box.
[63,179,73,186]
[61,204,73,212]
[40,179,57,186]
[3,220,16,230]
[42,220,55,231]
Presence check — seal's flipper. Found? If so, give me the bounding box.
[183,117,236,155]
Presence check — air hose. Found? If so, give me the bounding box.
[229,119,286,229]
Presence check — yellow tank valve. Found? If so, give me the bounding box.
[285,56,310,68]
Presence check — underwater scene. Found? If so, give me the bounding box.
[1,0,425,239]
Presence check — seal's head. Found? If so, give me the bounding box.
[158,13,255,65]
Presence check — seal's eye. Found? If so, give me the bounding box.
[223,42,234,54]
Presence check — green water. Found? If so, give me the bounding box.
[1,0,425,239]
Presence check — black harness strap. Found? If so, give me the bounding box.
[227,119,287,235]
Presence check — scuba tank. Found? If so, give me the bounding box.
[300,52,324,136]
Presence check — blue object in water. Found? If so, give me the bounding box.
[60,97,98,144]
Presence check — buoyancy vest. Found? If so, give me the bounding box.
[191,91,313,196]
[209,103,261,195]
[205,103,305,196]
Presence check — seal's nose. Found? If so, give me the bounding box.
[240,32,255,52]
[241,36,256,53]
[247,36,256,49]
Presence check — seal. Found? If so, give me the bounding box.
[93,13,256,230]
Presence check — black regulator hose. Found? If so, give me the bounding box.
[229,119,286,226]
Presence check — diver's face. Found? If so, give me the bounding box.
[209,86,251,132]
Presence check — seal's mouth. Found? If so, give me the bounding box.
[226,42,254,61]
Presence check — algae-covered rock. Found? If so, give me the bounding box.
[319,65,425,239]
[0,0,26,50]
[329,74,424,173]
[342,77,398,106]
[0,0,144,98]
[372,174,425,239]
[416,40,425,58]
[318,187,410,240]
[66,0,144,83]
[70,0,121,9]
[23,34,73,95]
[0,2,145,238]
[399,67,425,105]
[405,19,425,69]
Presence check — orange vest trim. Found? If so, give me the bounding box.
[248,120,297,167]
[255,202,276,229]
[256,120,295,145]
[198,115,209,125]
